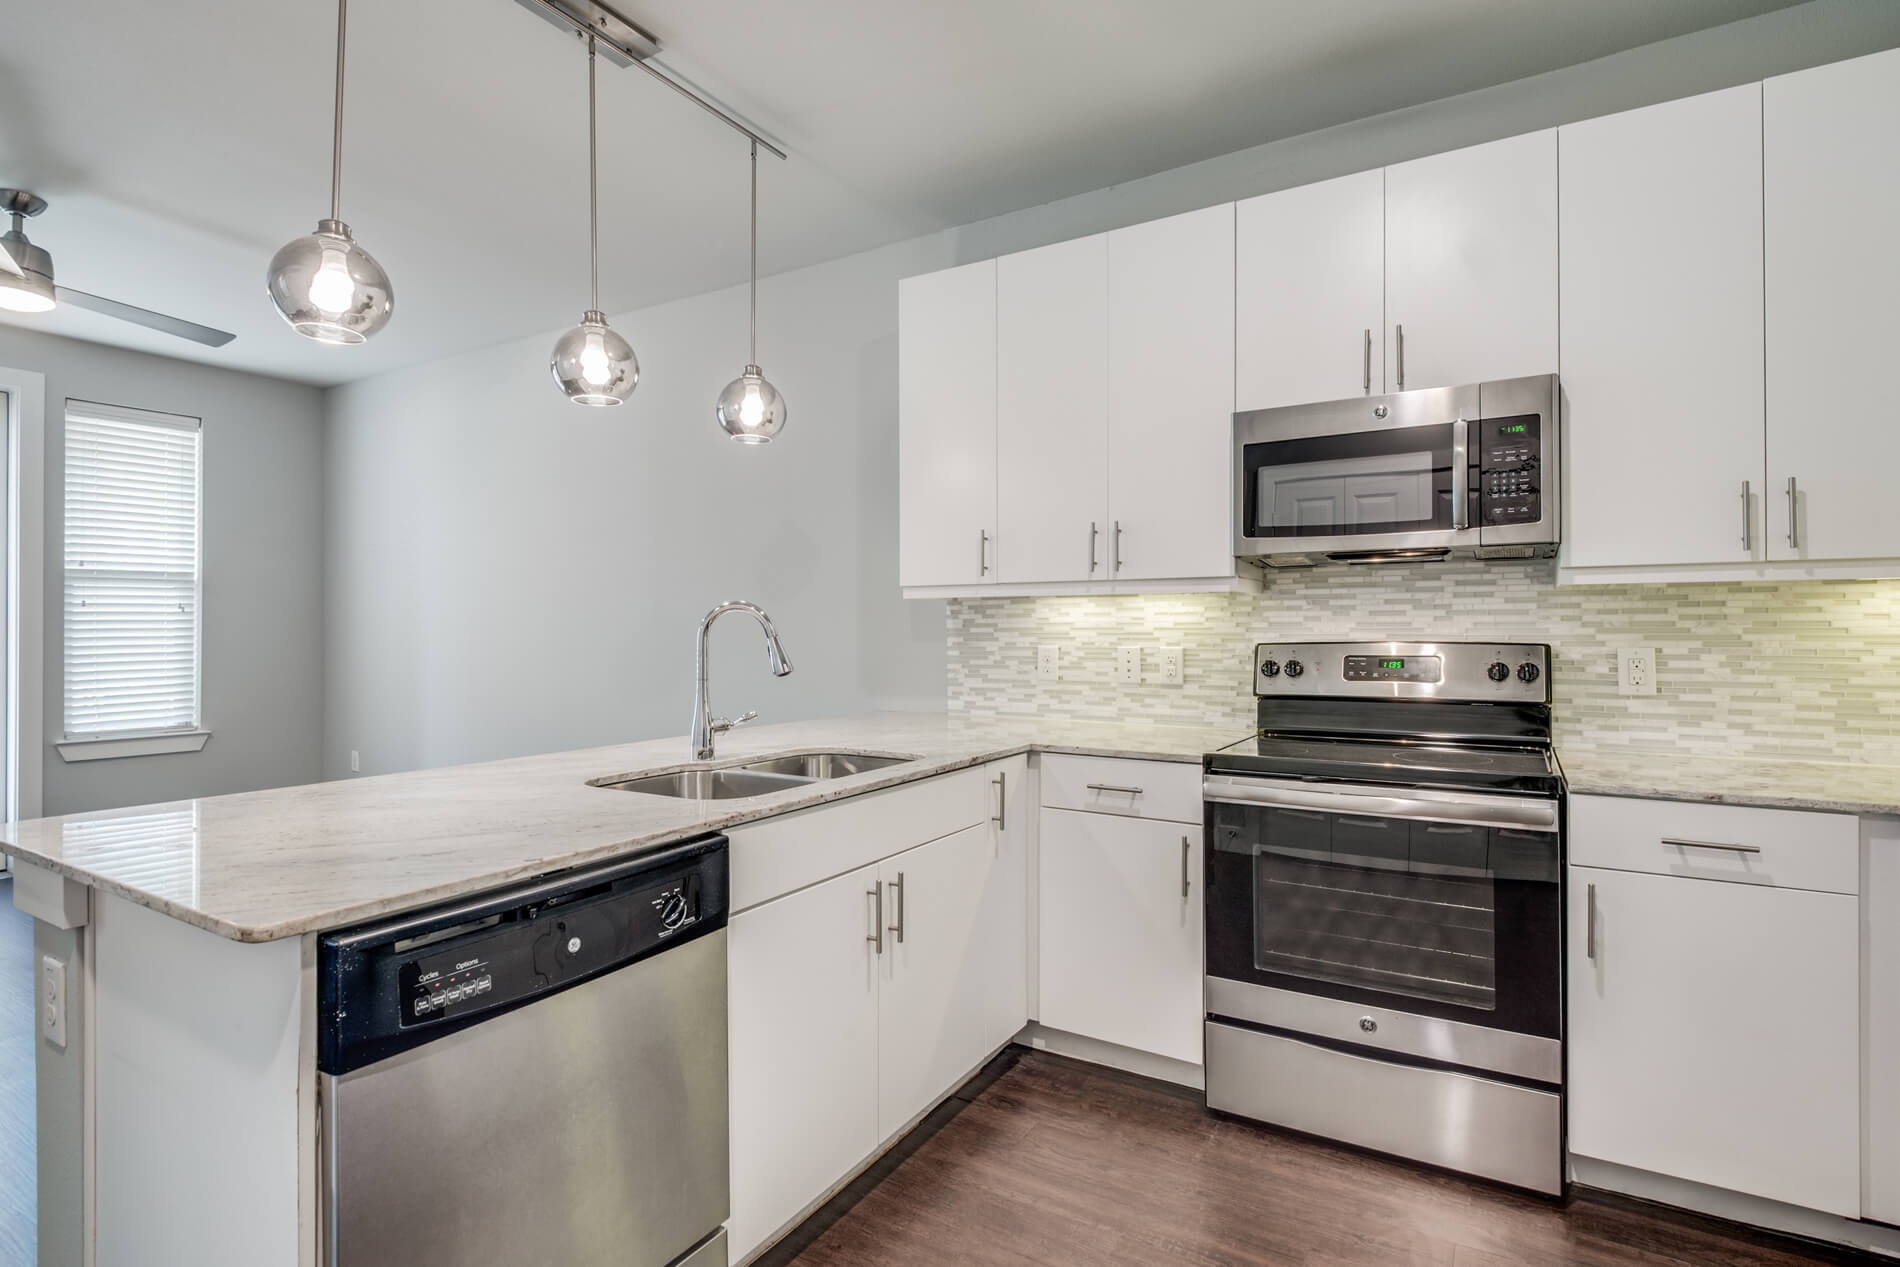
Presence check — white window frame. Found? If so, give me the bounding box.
[56,399,210,763]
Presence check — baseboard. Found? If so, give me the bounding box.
[1571,1155,1900,1261]
[1017,1022,1205,1090]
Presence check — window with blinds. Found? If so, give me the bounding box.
[63,401,202,740]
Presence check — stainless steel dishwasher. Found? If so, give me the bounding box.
[317,835,730,1267]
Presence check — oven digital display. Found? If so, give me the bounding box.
[1342,654,1443,683]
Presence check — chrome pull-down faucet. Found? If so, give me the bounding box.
[690,600,793,760]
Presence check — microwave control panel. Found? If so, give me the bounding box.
[1479,415,1542,525]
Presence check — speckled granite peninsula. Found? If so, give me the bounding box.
[2,713,1249,943]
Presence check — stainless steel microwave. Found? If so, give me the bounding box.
[1233,374,1560,567]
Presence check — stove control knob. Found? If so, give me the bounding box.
[1283,659,1304,679]
[1517,662,1541,684]
[1258,659,1280,679]
[1486,661,1510,683]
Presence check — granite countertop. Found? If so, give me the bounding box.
[1558,746,1900,817]
[2,712,1248,944]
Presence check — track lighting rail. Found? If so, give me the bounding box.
[514,0,788,160]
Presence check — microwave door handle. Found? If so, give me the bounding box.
[1451,416,1471,532]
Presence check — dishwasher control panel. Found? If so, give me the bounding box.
[318,834,729,1076]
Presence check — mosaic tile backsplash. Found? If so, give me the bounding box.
[946,560,1900,765]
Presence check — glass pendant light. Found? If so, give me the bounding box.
[716,141,786,443]
[266,0,393,344]
[551,36,638,407]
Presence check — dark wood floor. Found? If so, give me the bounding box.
[777,1050,1865,1267]
[0,876,36,1267]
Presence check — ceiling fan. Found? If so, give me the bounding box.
[0,189,236,348]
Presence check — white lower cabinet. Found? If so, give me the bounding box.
[1037,806,1203,1064]
[728,765,1028,1262]
[1567,863,1860,1217]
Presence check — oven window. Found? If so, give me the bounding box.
[1209,798,1561,1027]
[1242,423,1466,539]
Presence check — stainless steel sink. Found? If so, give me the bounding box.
[592,751,917,800]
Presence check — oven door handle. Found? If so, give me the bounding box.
[1203,775,1558,833]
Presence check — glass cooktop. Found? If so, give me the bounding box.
[1208,732,1561,797]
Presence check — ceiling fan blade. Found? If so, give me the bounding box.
[0,240,21,278]
[54,286,235,348]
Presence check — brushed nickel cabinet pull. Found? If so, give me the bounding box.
[992,772,1006,828]
[1088,522,1099,574]
[1180,836,1191,899]
[1362,328,1372,394]
[1741,479,1751,552]
[1786,477,1799,550]
[888,872,906,944]
[867,881,884,955]
[1662,837,1763,855]
[1586,883,1597,961]
[979,529,990,576]
[1112,520,1124,573]
[1395,324,1405,391]
[1086,783,1144,796]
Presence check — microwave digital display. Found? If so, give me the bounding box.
[1499,423,1528,435]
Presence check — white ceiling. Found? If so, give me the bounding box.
[0,0,1806,386]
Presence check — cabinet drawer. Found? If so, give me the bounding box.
[729,767,989,911]
[1039,754,1202,824]
[1568,794,1857,895]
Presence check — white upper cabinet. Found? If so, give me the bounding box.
[898,259,996,588]
[1236,170,1385,410]
[996,235,1109,583]
[1385,131,1559,392]
[1560,86,1766,569]
[1108,203,1237,581]
[1765,47,1900,561]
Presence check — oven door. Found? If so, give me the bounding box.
[1233,383,1481,560]
[1204,775,1561,1076]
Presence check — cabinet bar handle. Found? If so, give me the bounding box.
[1086,783,1144,796]
[1786,477,1799,550]
[1112,521,1123,573]
[867,881,884,954]
[889,872,906,944]
[1586,883,1597,961]
[1662,837,1763,855]
[1740,479,1751,552]
[979,529,990,576]
[1181,836,1192,899]
[992,772,1006,828]
[1362,328,1372,394]
[1088,522,1099,574]
[1395,324,1405,391]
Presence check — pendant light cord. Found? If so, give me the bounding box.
[749,139,758,363]
[331,0,347,222]
[588,34,600,313]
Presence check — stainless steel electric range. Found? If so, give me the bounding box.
[1202,640,1564,1195]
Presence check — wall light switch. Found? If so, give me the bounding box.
[1158,645,1184,687]
[1117,646,1142,685]
[1036,645,1060,684]
[350,750,361,774]
[41,954,67,1050]
[1617,647,1656,697]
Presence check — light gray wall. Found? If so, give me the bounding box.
[0,325,325,815]
[323,0,1900,778]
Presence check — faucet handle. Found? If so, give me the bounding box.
[710,710,759,735]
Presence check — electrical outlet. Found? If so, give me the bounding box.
[41,954,66,1050]
[350,750,361,774]
[1036,645,1060,684]
[1617,647,1656,696]
[1117,646,1142,685]
[1157,645,1184,687]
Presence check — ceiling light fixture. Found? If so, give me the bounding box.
[550,35,637,407]
[266,0,393,344]
[715,141,786,444]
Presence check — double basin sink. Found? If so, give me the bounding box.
[592,750,915,800]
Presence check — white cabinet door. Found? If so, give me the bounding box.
[876,814,1028,1137]
[1560,85,1766,568]
[1567,865,1859,1217]
[1107,204,1236,581]
[1386,131,1558,392]
[1868,820,1900,1225]
[1038,808,1203,1064]
[898,259,996,588]
[996,235,1108,583]
[1765,48,1900,561]
[1236,170,1385,409]
[728,863,882,1260]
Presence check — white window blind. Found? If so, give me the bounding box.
[63,400,202,740]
